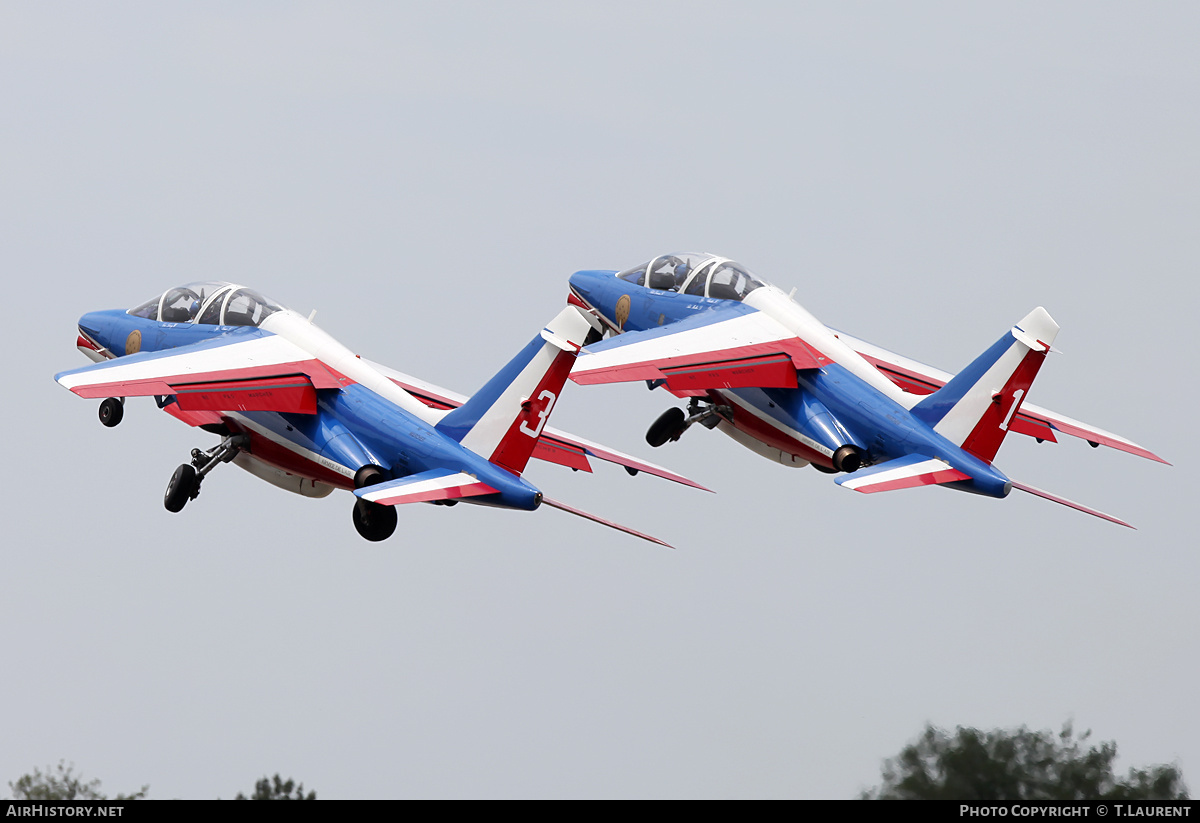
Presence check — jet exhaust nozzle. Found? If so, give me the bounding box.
[833,445,863,473]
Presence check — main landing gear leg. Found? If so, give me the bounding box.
[164,434,250,512]
[645,397,731,447]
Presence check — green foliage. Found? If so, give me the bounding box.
[864,722,1187,800]
[235,774,316,800]
[8,761,147,800]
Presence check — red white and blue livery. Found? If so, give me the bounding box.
[56,282,704,545]
[566,253,1167,528]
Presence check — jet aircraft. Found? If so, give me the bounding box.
[56,282,705,545]
[566,252,1167,527]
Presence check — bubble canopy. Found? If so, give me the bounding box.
[617,253,766,302]
[127,282,286,327]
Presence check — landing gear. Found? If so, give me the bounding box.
[162,433,250,512]
[645,398,731,447]
[164,464,198,512]
[646,408,686,447]
[352,464,397,541]
[99,397,124,428]
[352,499,397,542]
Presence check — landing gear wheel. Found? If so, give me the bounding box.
[353,499,397,542]
[646,407,687,447]
[165,464,198,512]
[99,398,124,428]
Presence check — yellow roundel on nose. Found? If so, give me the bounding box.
[615,294,631,330]
[125,329,142,355]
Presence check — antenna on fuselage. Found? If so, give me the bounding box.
[308,309,317,323]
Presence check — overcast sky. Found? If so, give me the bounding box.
[3,1,1197,799]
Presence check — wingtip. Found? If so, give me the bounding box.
[1010,480,1135,529]
[542,496,675,548]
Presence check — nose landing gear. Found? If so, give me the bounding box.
[163,433,250,512]
[645,397,731,447]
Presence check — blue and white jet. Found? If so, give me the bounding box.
[56,282,704,545]
[566,253,1167,527]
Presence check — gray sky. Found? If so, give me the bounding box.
[3,1,1197,799]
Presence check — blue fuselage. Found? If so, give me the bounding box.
[568,270,1012,498]
[74,309,544,510]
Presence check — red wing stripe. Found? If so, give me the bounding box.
[173,375,318,414]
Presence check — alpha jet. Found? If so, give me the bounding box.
[566,253,1166,527]
[56,282,704,545]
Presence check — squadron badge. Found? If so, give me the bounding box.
[615,294,631,331]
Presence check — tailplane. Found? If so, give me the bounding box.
[913,307,1059,463]
[436,306,595,475]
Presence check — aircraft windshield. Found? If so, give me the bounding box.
[617,252,766,301]
[127,282,286,327]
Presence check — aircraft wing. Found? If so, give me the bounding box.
[364,360,711,491]
[834,329,1168,465]
[55,329,342,415]
[570,304,830,391]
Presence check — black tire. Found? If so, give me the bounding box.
[353,499,397,542]
[646,407,686,447]
[99,398,124,428]
[164,464,197,512]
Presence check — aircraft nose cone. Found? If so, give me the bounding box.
[78,311,107,341]
[568,270,616,314]
[77,309,135,356]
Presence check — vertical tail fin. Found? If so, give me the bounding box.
[912,307,1059,463]
[435,306,595,476]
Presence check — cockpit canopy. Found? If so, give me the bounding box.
[127,282,286,327]
[617,253,766,302]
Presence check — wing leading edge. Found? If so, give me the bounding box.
[55,330,339,415]
[570,306,829,390]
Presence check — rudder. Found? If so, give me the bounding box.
[435,306,595,475]
[912,307,1059,463]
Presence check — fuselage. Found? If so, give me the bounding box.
[567,256,1012,498]
[73,290,544,510]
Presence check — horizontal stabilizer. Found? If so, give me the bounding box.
[542,497,673,548]
[355,469,497,506]
[836,455,970,494]
[1010,480,1134,529]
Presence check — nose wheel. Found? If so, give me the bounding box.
[163,434,250,512]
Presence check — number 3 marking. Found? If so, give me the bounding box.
[520,390,557,438]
